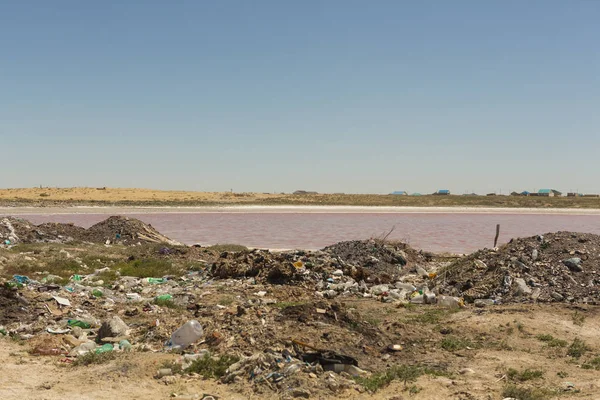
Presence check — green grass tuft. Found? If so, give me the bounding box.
[582,357,600,370]
[507,368,544,382]
[536,334,567,347]
[502,385,552,400]
[440,336,474,351]
[354,365,449,392]
[184,354,239,379]
[72,351,117,366]
[567,338,589,358]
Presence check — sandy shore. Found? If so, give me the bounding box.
[2,205,600,215]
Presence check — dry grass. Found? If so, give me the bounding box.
[1,187,600,208]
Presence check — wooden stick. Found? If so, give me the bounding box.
[494,224,500,248]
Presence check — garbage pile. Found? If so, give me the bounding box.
[0,216,180,245]
[323,239,430,283]
[210,239,430,285]
[435,232,600,304]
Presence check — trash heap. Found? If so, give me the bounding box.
[210,239,430,285]
[0,216,180,246]
[4,215,600,397]
[434,231,600,304]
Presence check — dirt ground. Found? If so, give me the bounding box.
[2,304,600,400]
[1,187,600,208]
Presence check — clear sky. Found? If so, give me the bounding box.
[1,1,598,195]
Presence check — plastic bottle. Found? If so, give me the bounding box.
[155,294,173,302]
[146,278,166,284]
[167,320,204,350]
[119,340,132,351]
[92,289,103,297]
[95,343,114,354]
[438,295,465,309]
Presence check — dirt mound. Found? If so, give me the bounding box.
[436,231,600,304]
[1,217,55,244]
[86,216,179,245]
[36,222,88,241]
[0,216,179,246]
[322,239,425,283]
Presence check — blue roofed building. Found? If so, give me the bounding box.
[434,189,450,195]
[391,191,408,195]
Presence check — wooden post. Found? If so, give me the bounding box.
[494,224,500,248]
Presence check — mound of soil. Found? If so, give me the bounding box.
[85,216,178,245]
[0,216,179,246]
[436,231,600,304]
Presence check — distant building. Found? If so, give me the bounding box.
[486,193,497,196]
[293,190,318,195]
[391,191,408,196]
[511,191,531,196]
[538,189,562,197]
[433,189,450,196]
[583,194,600,198]
[411,193,422,196]
[567,193,583,197]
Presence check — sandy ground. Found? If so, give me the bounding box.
[2,304,600,400]
[2,187,600,210]
[0,187,277,203]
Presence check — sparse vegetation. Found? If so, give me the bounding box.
[440,336,474,351]
[154,297,179,309]
[365,317,382,326]
[582,357,600,370]
[536,334,567,347]
[354,364,448,392]
[572,311,586,326]
[567,338,590,358]
[72,351,117,366]
[218,296,235,306]
[507,368,544,382]
[406,308,457,324]
[117,258,181,278]
[184,354,239,379]
[502,385,552,400]
[206,244,249,252]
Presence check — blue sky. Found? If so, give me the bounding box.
[1,1,599,194]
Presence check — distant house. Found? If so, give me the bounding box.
[433,189,450,196]
[391,191,408,196]
[486,193,497,196]
[411,193,422,196]
[538,189,562,197]
[567,193,583,197]
[511,191,531,196]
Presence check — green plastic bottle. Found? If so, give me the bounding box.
[155,294,173,301]
[95,343,114,354]
[92,289,103,297]
[68,319,91,329]
[146,278,166,284]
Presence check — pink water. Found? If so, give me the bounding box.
[16,212,600,254]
